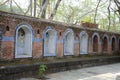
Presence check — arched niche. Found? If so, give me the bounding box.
[64,29,74,55]
[118,37,120,50]
[43,27,57,56]
[15,23,33,58]
[79,31,88,54]
[0,28,2,40]
[110,36,116,51]
[92,32,100,52]
[102,34,109,52]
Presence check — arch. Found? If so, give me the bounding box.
[92,32,100,52]
[0,28,2,40]
[79,31,88,54]
[118,37,120,50]
[110,35,116,51]
[102,34,109,52]
[64,28,74,55]
[43,27,57,56]
[15,23,33,58]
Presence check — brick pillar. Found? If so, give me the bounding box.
[74,40,79,56]
[108,43,112,54]
[2,41,14,60]
[33,35,43,59]
[115,40,119,52]
[98,42,102,54]
[1,31,14,60]
[88,38,92,54]
[56,39,63,58]
[33,42,43,59]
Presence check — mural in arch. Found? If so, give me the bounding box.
[102,34,109,52]
[92,32,100,52]
[111,36,116,51]
[64,29,74,55]
[79,31,88,54]
[15,23,33,58]
[43,27,57,56]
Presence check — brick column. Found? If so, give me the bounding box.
[88,38,92,54]
[108,43,112,54]
[2,31,14,60]
[33,35,43,59]
[74,40,79,56]
[98,42,102,54]
[56,39,63,58]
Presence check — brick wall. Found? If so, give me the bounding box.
[0,11,120,60]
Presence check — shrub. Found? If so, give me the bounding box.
[38,64,47,78]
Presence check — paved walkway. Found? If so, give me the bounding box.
[20,63,120,80]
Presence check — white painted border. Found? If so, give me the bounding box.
[92,32,100,45]
[102,34,109,52]
[63,28,74,56]
[79,31,89,54]
[43,27,57,56]
[110,35,117,45]
[15,23,33,58]
[102,34,109,43]
[92,32,100,52]
[110,35,117,51]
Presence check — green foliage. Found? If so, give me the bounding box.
[38,64,47,78]
[82,17,92,23]
[0,0,120,32]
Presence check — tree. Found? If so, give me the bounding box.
[0,0,120,32]
[49,0,61,20]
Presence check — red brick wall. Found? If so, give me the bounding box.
[2,41,14,60]
[74,43,79,56]
[33,42,43,58]
[0,11,120,60]
[57,43,63,58]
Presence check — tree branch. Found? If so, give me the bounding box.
[41,0,49,18]
[94,0,101,23]
[107,0,111,31]
[49,0,61,20]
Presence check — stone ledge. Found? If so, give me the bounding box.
[0,56,120,80]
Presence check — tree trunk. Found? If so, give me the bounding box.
[107,0,111,31]
[94,0,101,23]
[30,0,32,16]
[49,0,61,20]
[24,0,31,15]
[10,0,13,12]
[41,0,49,18]
[114,0,120,15]
[0,0,9,6]
[13,0,24,13]
[34,0,36,17]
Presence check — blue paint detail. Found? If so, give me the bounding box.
[15,23,33,58]
[79,31,89,54]
[34,38,42,42]
[2,36,14,41]
[44,53,56,56]
[63,28,74,56]
[43,27,57,57]
[15,22,35,42]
